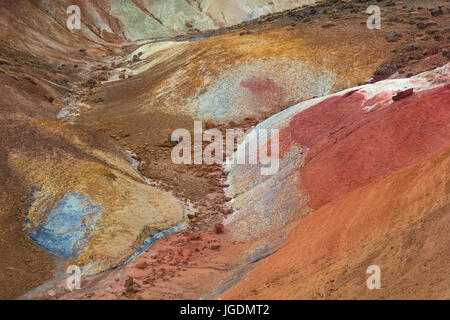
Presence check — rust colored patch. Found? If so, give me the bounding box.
[240,77,282,109]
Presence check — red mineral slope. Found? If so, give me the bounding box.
[224,146,450,299]
[292,83,450,208]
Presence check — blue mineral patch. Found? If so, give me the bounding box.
[29,191,104,259]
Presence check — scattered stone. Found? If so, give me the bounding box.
[386,1,395,7]
[24,76,37,85]
[187,213,196,220]
[189,234,201,241]
[132,55,141,63]
[211,245,221,251]
[406,44,419,51]
[87,78,97,88]
[136,260,148,269]
[374,63,398,77]
[94,97,104,103]
[322,23,335,28]
[431,7,443,17]
[424,47,439,55]
[125,286,139,294]
[124,276,134,287]
[169,132,183,143]
[392,88,414,101]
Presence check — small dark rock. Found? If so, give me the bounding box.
[416,22,426,30]
[392,88,414,101]
[321,23,335,28]
[374,63,398,76]
[136,261,148,269]
[214,223,224,234]
[132,55,141,63]
[385,31,400,42]
[406,43,419,51]
[187,213,196,220]
[223,208,233,215]
[189,234,201,241]
[386,1,395,7]
[431,7,443,17]
[124,276,134,287]
[87,78,97,88]
[424,47,439,55]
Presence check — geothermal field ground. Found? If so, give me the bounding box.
[0,0,449,302]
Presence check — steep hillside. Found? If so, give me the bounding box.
[31,0,317,41]
[223,66,450,299]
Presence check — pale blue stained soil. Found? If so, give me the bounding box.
[29,192,103,259]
